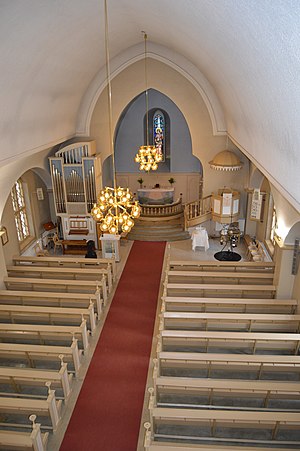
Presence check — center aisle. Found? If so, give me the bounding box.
[60,241,166,451]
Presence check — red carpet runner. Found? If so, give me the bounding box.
[60,241,166,451]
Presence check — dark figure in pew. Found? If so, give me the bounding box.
[85,240,97,259]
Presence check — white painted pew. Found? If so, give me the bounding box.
[0,422,48,451]
[0,390,61,431]
[168,260,275,273]
[7,265,112,292]
[161,312,300,333]
[166,283,276,298]
[13,254,116,281]
[149,407,300,441]
[0,341,81,376]
[4,276,107,304]
[156,352,300,379]
[153,376,300,407]
[167,270,274,285]
[0,289,102,316]
[0,303,96,332]
[0,320,89,350]
[162,296,297,314]
[158,330,300,354]
[0,364,72,400]
[144,440,295,451]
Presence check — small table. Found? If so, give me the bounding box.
[62,239,87,255]
[191,227,209,252]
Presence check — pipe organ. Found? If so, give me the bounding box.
[49,141,101,243]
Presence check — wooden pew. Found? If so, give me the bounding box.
[165,283,276,298]
[144,440,296,451]
[158,330,300,354]
[162,296,297,314]
[0,320,89,350]
[0,289,102,316]
[0,303,96,332]
[4,276,107,304]
[0,422,48,451]
[0,390,61,431]
[0,364,72,400]
[156,352,300,380]
[0,341,81,376]
[168,260,275,273]
[160,312,300,333]
[148,408,300,446]
[13,254,116,281]
[167,270,274,285]
[7,265,112,293]
[152,376,300,408]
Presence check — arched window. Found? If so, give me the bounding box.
[11,179,30,242]
[153,111,165,162]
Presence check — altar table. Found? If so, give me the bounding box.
[137,188,174,205]
[191,227,209,252]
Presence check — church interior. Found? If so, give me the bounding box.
[0,1,300,450]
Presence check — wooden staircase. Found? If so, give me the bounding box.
[126,214,190,242]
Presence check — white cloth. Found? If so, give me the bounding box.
[191,227,209,251]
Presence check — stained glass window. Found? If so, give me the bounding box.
[11,179,30,242]
[153,111,165,161]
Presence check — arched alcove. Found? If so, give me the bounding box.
[114,89,202,174]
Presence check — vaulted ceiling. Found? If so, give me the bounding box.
[1,0,300,211]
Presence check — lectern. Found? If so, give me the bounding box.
[100,234,120,262]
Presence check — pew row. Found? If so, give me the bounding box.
[144,440,296,451]
[165,283,276,298]
[151,376,300,409]
[155,352,300,380]
[6,265,112,293]
[162,296,297,314]
[4,276,107,304]
[0,364,72,400]
[158,330,300,354]
[168,260,275,273]
[160,312,300,333]
[167,270,274,285]
[0,390,61,431]
[147,408,300,447]
[0,303,96,332]
[0,290,102,316]
[0,341,81,376]
[0,422,48,451]
[13,254,116,281]
[0,320,89,350]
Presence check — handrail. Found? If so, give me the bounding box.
[140,198,183,217]
[184,195,212,229]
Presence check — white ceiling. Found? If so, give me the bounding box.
[1,0,300,211]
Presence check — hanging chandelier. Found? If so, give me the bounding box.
[91,0,141,235]
[134,32,162,172]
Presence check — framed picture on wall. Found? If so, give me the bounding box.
[0,227,8,245]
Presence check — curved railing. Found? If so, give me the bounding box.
[140,198,183,217]
[184,195,212,228]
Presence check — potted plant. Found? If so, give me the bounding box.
[137,178,144,188]
[168,177,175,186]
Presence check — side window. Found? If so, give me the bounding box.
[11,179,30,242]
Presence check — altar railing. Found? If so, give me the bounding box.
[184,195,212,228]
[140,198,183,217]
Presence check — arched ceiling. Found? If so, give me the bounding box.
[1,0,300,211]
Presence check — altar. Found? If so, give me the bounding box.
[137,188,174,205]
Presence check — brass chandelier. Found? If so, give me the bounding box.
[91,0,141,235]
[134,32,162,172]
